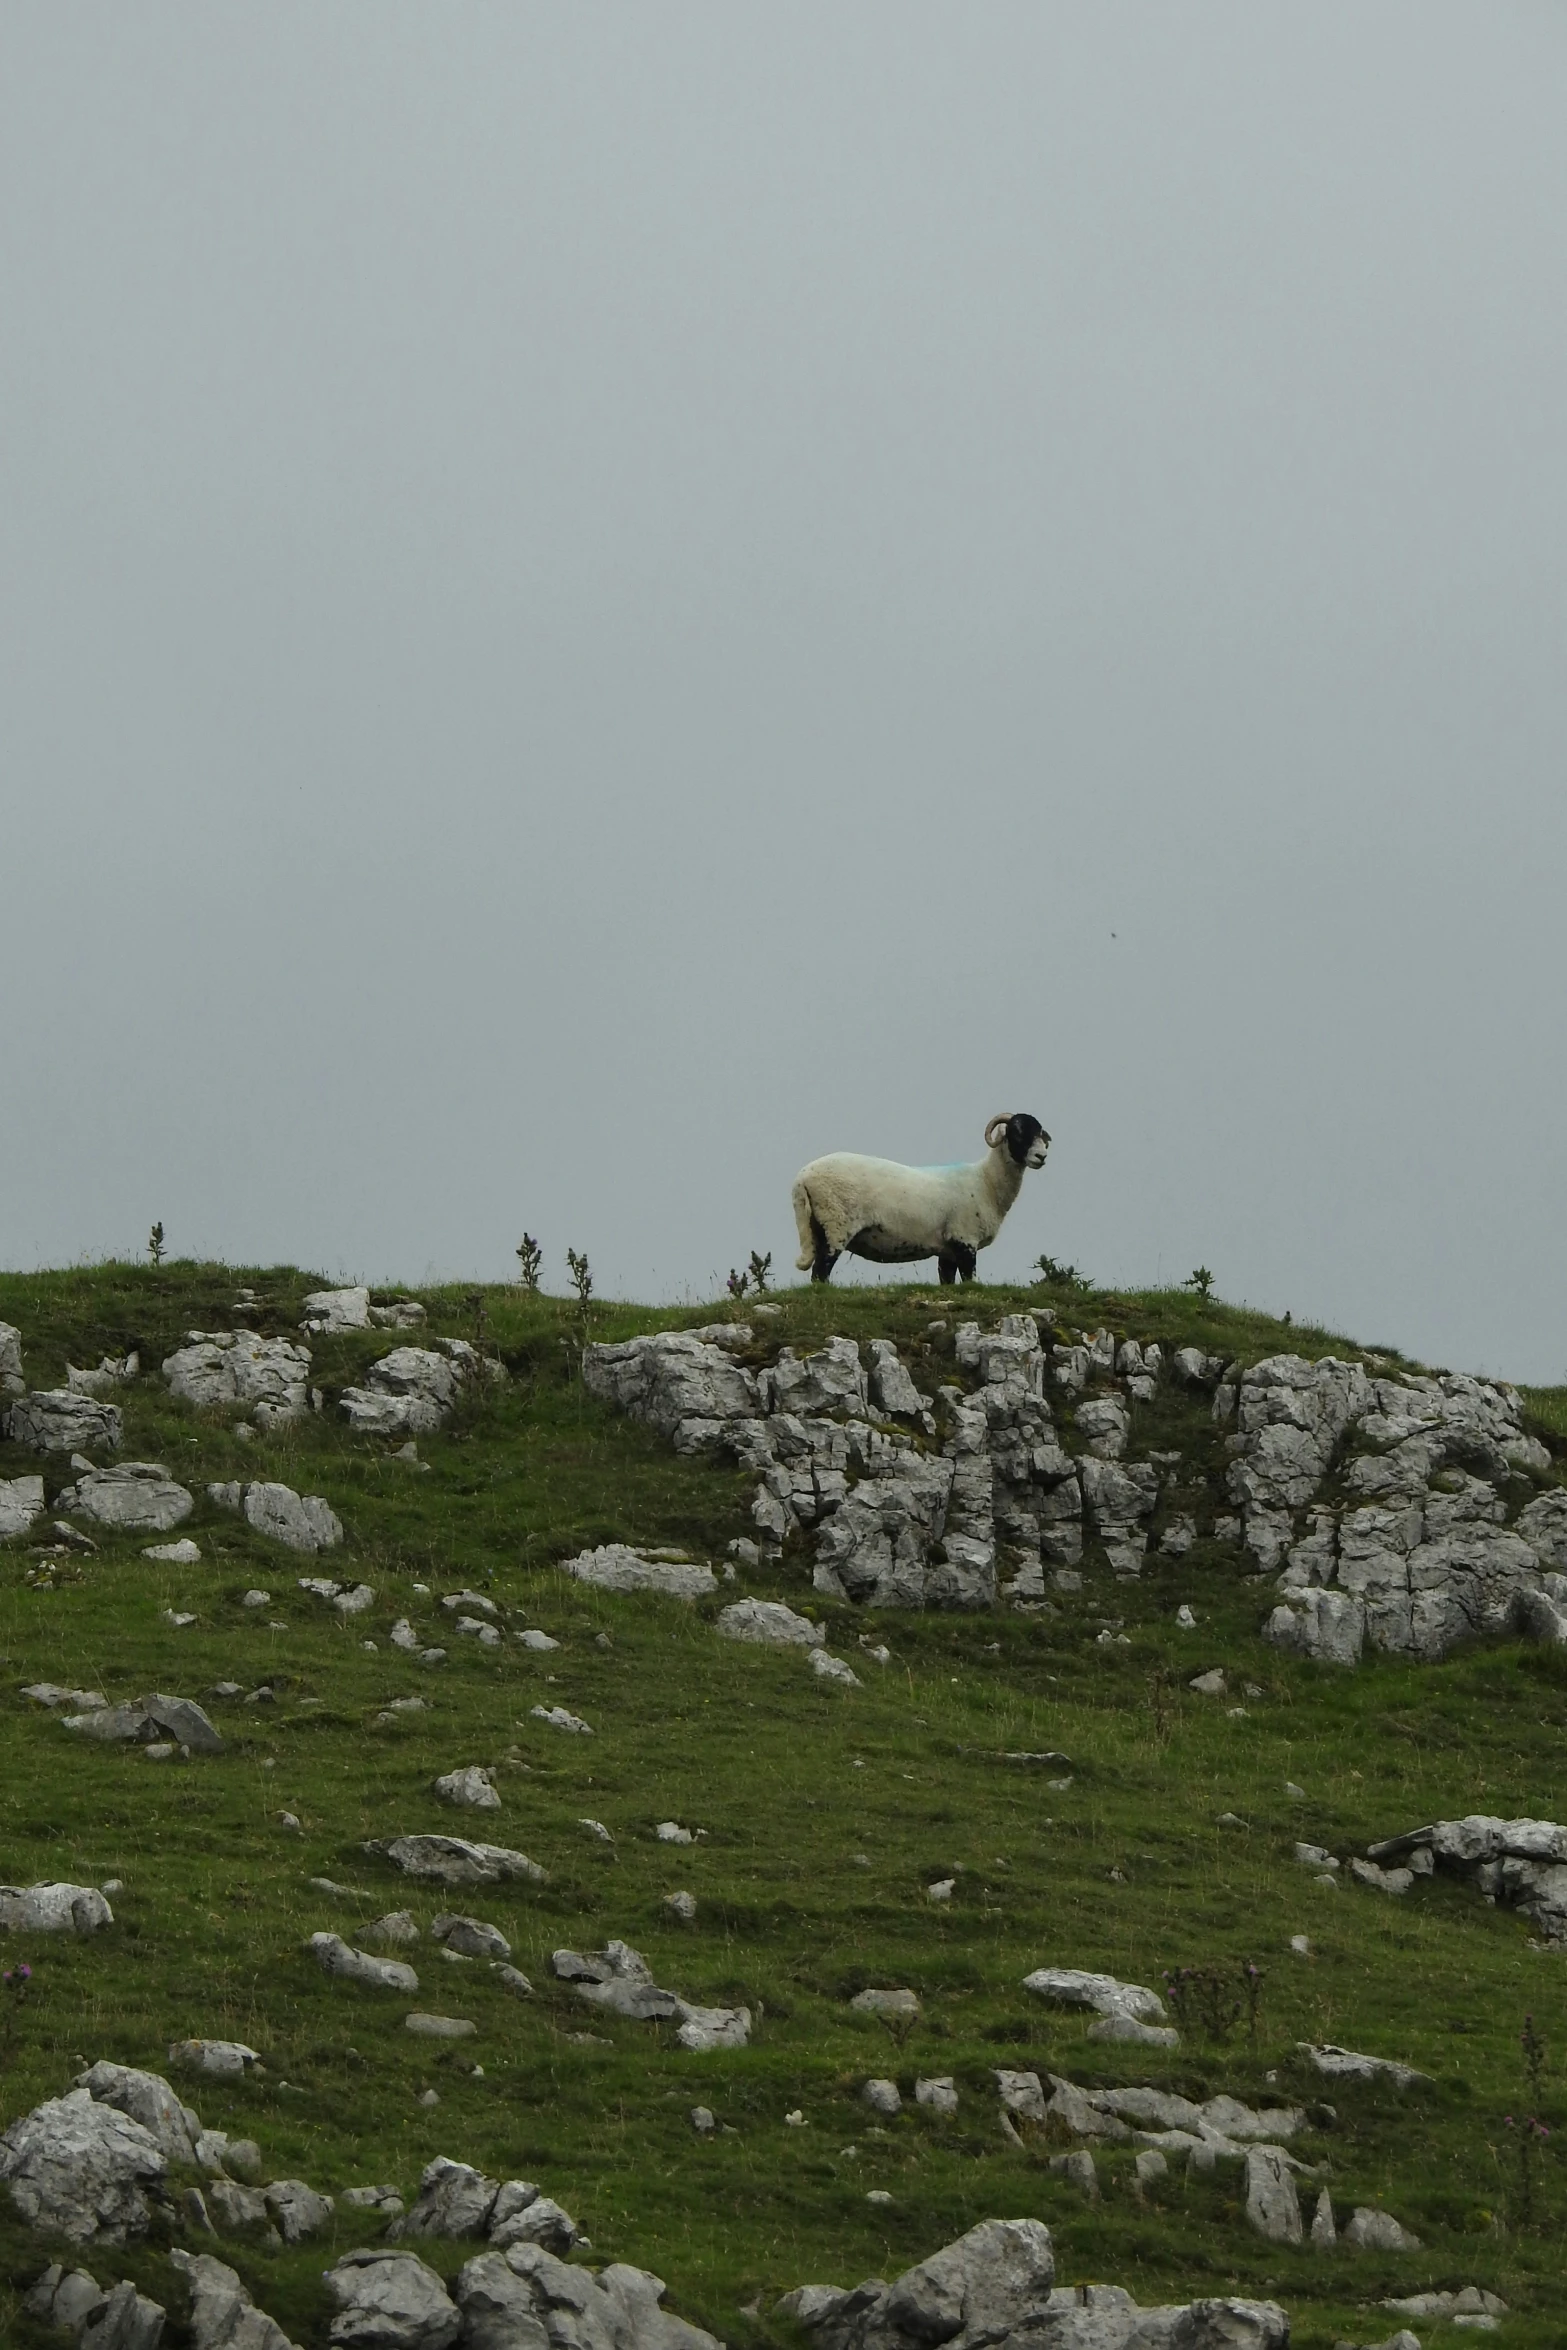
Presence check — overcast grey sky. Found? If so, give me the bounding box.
[4,4,1565,1378]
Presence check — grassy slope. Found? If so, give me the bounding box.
[0,1262,1565,2346]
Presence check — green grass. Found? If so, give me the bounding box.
[1,1263,1565,2345]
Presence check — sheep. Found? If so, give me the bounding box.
[791,1113,1051,1286]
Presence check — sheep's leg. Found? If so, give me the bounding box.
[811,1220,839,1284]
[937,1252,958,1286]
[951,1243,978,1283]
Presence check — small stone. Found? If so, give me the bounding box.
[850,1988,919,2021]
[692,2106,716,2134]
[1048,2149,1099,2198]
[579,1818,614,1842]
[862,2078,902,2117]
[144,1742,176,1761]
[492,1964,534,1997]
[1189,1668,1226,1696]
[1175,1604,1197,1628]
[1310,2186,1336,2247]
[784,2110,806,2126]
[926,1879,955,1904]
[434,1766,501,1810]
[530,1704,592,1735]
[418,2088,440,2107]
[656,1822,694,1844]
[1290,1935,1312,1956]
[1134,2148,1168,2188]
[518,1628,560,1651]
[241,1590,271,1609]
[866,2189,893,2206]
[404,2012,476,2038]
[665,1891,697,1920]
[145,1539,202,1564]
[161,1611,197,1629]
[280,1812,301,1832]
[1285,1780,1306,1798]
[914,2076,958,2115]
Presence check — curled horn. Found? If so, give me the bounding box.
[985,1115,1010,1148]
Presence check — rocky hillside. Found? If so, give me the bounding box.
[0,1262,1564,2349]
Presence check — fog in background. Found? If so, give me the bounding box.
[4,5,1565,1379]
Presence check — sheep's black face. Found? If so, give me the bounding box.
[1007,1113,1050,1169]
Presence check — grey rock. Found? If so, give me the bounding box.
[74,2063,198,2164]
[163,1333,311,1427]
[170,2247,302,2350]
[1343,2205,1422,2252]
[404,2014,476,2039]
[552,1942,750,2048]
[265,2178,334,2243]
[1021,1968,1166,2024]
[530,1705,592,1735]
[70,2276,167,2347]
[221,1482,344,1553]
[457,2242,718,2350]
[560,1544,717,1599]
[994,2070,1047,2121]
[310,1933,419,1993]
[25,2264,112,2333]
[862,2079,902,2117]
[365,1912,421,1946]
[24,1680,106,1710]
[1075,1397,1130,1460]
[1518,1489,1567,1571]
[301,1287,372,1333]
[1086,2013,1180,2048]
[810,1650,862,1687]
[1366,1813,1567,1942]
[58,1463,194,1534]
[366,1835,545,1888]
[1049,2149,1100,2198]
[0,1322,22,1397]
[0,1474,48,1537]
[341,2185,405,2214]
[6,1392,123,1455]
[168,2041,260,2079]
[371,1301,428,1329]
[1384,2288,1508,2321]
[434,1767,500,1810]
[1244,2147,1301,2244]
[0,1882,114,1934]
[866,1340,924,1417]
[340,1343,491,1439]
[388,2159,577,2256]
[205,2179,271,2234]
[62,1694,223,1753]
[0,2088,165,2242]
[716,1597,825,1647]
[914,2077,958,2115]
[1299,2041,1430,2088]
[432,1914,511,1960]
[1310,2187,1336,2248]
[323,2247,462,2348]
[1265,1587,1366,1667]
[850,1987,920,2021]
[779,2218,1056,2350]
[1349,1858,1413,1896]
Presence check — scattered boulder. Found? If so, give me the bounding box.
[1244,2147,1301,2244]
[170,2248,301,2350]
[74,2064,199,2165]
[1367,1814,1567,1944]
[916,2077,959,2115]
[551,1942,751,2049]
[168,2042,260,2080]
[6,1392,122,1454]
[0,2089,166,2242]
[366,1836,546,1887]
[389,2158,578,2254]
[1299,2042,1430,2089]
[0,1474,47,1537]
[57,1464,193,1534]
[0,1322,22,1397]
[300,1577,376,1615]
[1021,1968,1167,2025]
[301,1287,372,1333]
[717,1597,826,1647]
[163,1332,311,1427]
[561,1545,718,1600]
[1343,2206,1422,2252]
[456,2242,721,2350]
[62,1694,223,1754]
[431,1914,511,1960]
[1385,2287,1508,2323]
[404,2014,476,2040]
[434,1767,501,1810]
[264,2178,334,2244]
[0,1883,113,1934]
[851,1987,920,2022]
[207,1480,343,1553]
[530,1704,592,1735]
[322,2246,462,2349]
[809,1651,861,1687]
[340,1343,491,1438]
[24,1682,106,1711]
[862,2079,902,2117]
[24,2265,167,2347]
[310,1933,420,1993]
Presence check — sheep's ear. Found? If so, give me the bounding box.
[985,1115,1011,1149]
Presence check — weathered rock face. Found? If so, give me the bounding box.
[0,2088,166,2242]
[1368,1815,1567,1945]
[310,1932,420,1993]
[340,1342,491,1438]
[716,1597,824,1647]
[584,1316,1560,1639]
[561,1546,718,1600]
[301,1287,372,1333]
[74,2062,200,2165]
[25,2265,167,2347]
[778,2221,1287,2350]
[207,1480,343,1554]
[58,1463,194,1534]
[163,1332,311,1427]
[551,1941,751,2050]
[0,1322,23,1397]
[455,2242,722,2350]
[323,2247,462,2348]
[170,2248,302,2350]
[388,2157,578,2256]
[0,1882,114,1935]
[0,1473,46,1538]
[5,1391,123,1453]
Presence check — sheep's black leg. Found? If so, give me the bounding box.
[937,1254,957,1286]
[811,1221,839,1284]
[952,1244,977,1283]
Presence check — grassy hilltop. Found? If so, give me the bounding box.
[1,1260,1566,2347]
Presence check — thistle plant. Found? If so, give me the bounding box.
[747,1250,772,1295]
[1184,1265,1215,1299]
[147,1221,165,1268]
[566,1248,593,1315]
[726,1268,749,1301]
[515,1234,543,1292]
